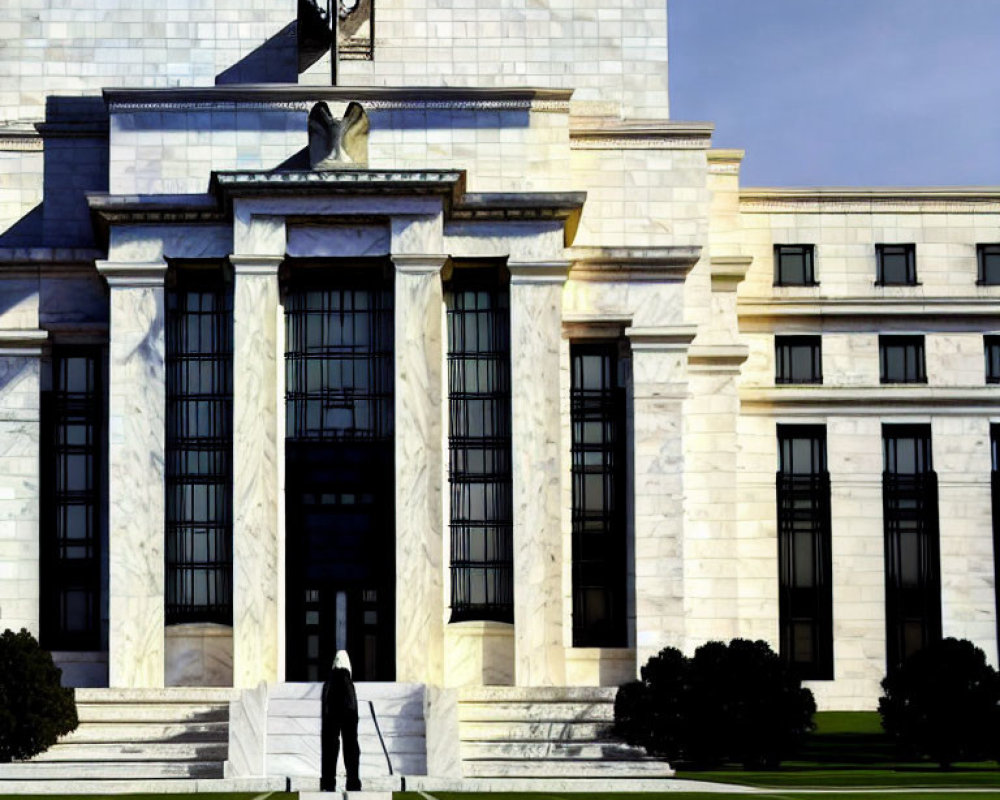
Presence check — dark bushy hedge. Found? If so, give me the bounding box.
[879,637,1000,768]
[615,639,816,768]
[0,629,78,762]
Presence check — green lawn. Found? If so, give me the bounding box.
[672,710,1000,789]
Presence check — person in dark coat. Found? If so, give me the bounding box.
[321,650,361,792]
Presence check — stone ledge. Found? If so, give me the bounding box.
[741,385,1000,415]
[741,186,1000,213]
[569,245,701,282]
[738,296,1000,323]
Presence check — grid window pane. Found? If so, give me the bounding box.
[774,245,816,286]
[879,335,926,384]
[166,271,233,625]
[776,425,833,679]
[41,347,103,650]
[986,336,1000,383]
[775,335,822,384]
[447,271,513,622]
[978,245,1000,285]
[882,425,941,672]
[876,244,917,286]
[571,342,627,647]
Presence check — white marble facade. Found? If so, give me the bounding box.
[0,0,997,715]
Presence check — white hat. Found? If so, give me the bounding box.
[333,650,352,676]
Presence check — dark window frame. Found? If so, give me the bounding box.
[446,268,514,623]
[986,335,1000,384]
[775,335,823,385]
[40,346,105,651]
[571,340,628,647]
[165,268,234,626]
[977,244,1000,286]
[875,243,918,286]
[774,244,818,287]
[882,424,941,673]
[879,335,926,384]
[991,425,1000,654]
[776,425,834,680]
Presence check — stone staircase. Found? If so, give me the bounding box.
[0,688,260,791]
[457,686,674,780]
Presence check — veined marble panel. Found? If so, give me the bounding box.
[109,225,232,263]
[102,269,166,688]
[629,344,690,669]
[0,354,41,636]
[393,257,446,684]
[509,268,567,686]
[231,258,281,687]
[287,224,390,258]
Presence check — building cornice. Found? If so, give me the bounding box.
[568,246,701,282]
[707,149,744,175]
[104,86,574,114]
[570,118,713,150]
[96,260,167,288]
[0,248,104,269]
[738,296,1000,324]
[0,329,49,357]
[740,386,1000,415]
[741,187,1000,214]
[710,255,752,291]
[0,129,43,152]
[625,324,699,352]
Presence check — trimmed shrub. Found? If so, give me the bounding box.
[614,638,816,768]
[879,637,1000,768]
[0,628,78,762]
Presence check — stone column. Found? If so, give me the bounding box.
[96,261,167,688]
[393,255,447,685]
[627,325,696,670]
[509,261,569,687]
[230,255,283,688]
[0,330,47,637]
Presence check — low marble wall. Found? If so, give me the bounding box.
[564,648,636,687]
[225,680,268,778]
[165,623,233,687]
[52,651,108,688]
[443,621,515,688]
[424,686,461,778]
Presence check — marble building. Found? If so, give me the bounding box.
[0,0,998,725]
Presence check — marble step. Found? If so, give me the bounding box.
[462,759,675,778]
[460,720,612,741]
[0,777,287,794]
[458,686,618,702]
[269,697,421,719]
[458,702,614,722]
[61,721,229,743]
[75,688,237,704]
[268,715,425,736]
[291,775,402,792]
[267,732,425,756]
[32,742,228,762]
[461,740,648,761]
[0,761,225,780]
[266,750,425,778]
[76,703,229,723]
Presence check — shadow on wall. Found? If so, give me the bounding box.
[216,21,299,85]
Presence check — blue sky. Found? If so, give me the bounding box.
[669,0,1000,186]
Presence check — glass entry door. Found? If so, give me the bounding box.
[283,265,395,682]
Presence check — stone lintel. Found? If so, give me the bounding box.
[710,255,753,291]
[562,314,633,340]
[0,329,49,357]
[229,255,283,275]
[625,324,699,352]
[392,254,450,275]
[96,260,167,288]
[741,386,1000,415]
[507,261,571,285]
[569,246,701,282]
[687,344,750,373]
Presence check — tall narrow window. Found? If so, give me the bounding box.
[879,335,926,384]
[446,269,513,622]
[165,270,233,625]
[876,244,917,286]
[883,424,941,671]
[777,425,833,679]
[977,244,1000,286]
[774,244,816,286]
[41,347,104,650]
[992,425,1000,653]
[986,335,1000,384]
[571,342,627,647]
[775,335,823,384]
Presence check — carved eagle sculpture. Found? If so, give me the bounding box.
[308,101,369,170]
